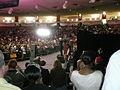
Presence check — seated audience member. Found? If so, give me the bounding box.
[50,60,68,90]
[33,56,51,86]
[4,59,26,89]
[0,50,21,90]
[71,50,103,90]
[102,50,120,90]
[23,64,50,90]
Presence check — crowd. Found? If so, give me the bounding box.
[0,23,120,90]
[0,48,120,90]
[0,24,120,54]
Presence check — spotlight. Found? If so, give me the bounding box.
[36,28,51,37]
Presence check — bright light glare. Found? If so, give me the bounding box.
[103,11,106,15]
[4,17,12,21]
[118,12,120,16]
[36,28,51,37]
[78,14,81,17]
[91,14,100,18]
[46,16,56,21]
[25,17,35,21]
[102,19,107,24]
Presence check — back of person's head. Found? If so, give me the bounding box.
[24,65,41,84]
[0,50,5,68]
[53,60,62,69]
[8,59,17,69]
[80,50,97,65]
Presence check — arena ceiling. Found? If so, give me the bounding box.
[0,0,120,16]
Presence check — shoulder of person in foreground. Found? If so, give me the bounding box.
[102,49,120,90]
[0,80,21,90]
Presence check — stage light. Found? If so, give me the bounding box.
[36,28,51,37]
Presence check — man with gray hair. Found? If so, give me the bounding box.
[0,50,21,90]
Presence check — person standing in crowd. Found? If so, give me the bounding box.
[21,45,26,61]
[50,60,68,90]
[71,50,103,90]
[0,50,21,90]
[102,50,120,90]
[33,56,51,86]
[23,64,50,90]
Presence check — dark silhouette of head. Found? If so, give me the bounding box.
[24,65,41,84]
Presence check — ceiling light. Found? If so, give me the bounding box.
[11,20,14,22]
[89,0,96,3]
[67,19,69,21]
[25,17,35,22]
[35,5,40,10]
[102,11,106,15]
[39,20,42,23]
[4,17,12,21]
[76,18,78,21]
[46,16,56,21]
[35,5,39,9]
[8,8,13,14]
[118,12,120,16]
[90,18,92,21]
[91,14,100,18]
[3,20,5,22]
[63,0,68,9]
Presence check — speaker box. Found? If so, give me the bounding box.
[30,44,37,59]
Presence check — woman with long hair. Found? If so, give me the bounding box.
[50,60,68,90]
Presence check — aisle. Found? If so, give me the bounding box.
[18,52,60,70]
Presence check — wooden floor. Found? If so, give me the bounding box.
[18,52,60,70]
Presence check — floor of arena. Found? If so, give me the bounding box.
[18,52,60,70]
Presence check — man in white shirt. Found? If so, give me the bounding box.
[0,50,21,90]
[102,50,120,90]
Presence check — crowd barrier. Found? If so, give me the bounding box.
[3,46,60,62]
